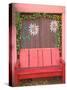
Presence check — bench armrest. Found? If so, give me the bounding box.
[59,57,65,67]
[15,59,20,69]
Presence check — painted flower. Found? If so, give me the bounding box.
[50,20,58,33]
[29,23,39,36]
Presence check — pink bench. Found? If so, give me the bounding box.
[15,48,65,86]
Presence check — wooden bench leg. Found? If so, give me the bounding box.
[62,63,65,83]
[60,60,65,83]
[15,79,19,86]
[15,75,20,86]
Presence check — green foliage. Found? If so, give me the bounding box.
[20,13,62,21]
[55,21,62,48]
[16,12,22,52]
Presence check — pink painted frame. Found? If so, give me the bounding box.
[10,3,65,86]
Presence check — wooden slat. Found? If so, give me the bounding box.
[52,48,60,65]
[25,20,31,48]
[30,49,37,67]
[16,66,62,80]
[37,49,43,67]
[20,49,28,68]
[17,66,62,74]
[35,19,40,48]
[43,48,51,66]
[18,72,62,80]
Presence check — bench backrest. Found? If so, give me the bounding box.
[19,48,60,68]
